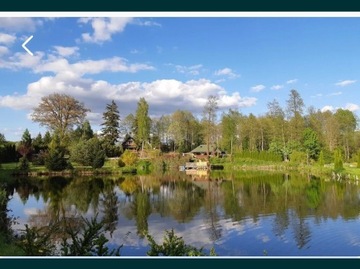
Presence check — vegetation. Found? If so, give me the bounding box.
[146,229,215,256]
[0,89,360,179]
[31,93,90,138]
[101,100,121,157]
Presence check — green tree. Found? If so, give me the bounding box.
[45,133,69,171]
[17,129,33,158]
[31,93,90,137]
[302,127,320,164]
[101,100,121,157]
[334,109,357,161]
[202,95,219,159]
[146,229,210,256]
[286,89,305,143]
[333,148,344,172]
[135,98,151,152]
[121,150,138,166]
[70,137,105,168]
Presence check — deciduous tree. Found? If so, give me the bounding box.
[31,93,90,137]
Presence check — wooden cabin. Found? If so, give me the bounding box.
[121,136,137,151]
[189,144,223,159]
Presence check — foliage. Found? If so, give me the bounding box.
[333,148,344,172]
[135,97,151,150]
[146,229,213,256]
[31,93,90,137]
[234,150,282,162]
[17,224,56,256]
[357,151,360,168]
[17,129,33,158]
[137,160,151,174]
[17,156,30,171]
[302,127,320,162]
[202,95,218,159]
[318,150,325,167]
[121,150,138,166]
[289,150,307,165]
[70,137,106,169]
[45,133,69,171]
[17,215,121,256]
[101,100,121,157]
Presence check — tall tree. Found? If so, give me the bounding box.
[220,109,243,154]
[334,109,357,161]
[31,93,90,137]
[17,129,33,158]
[101,100,121,157]
[135,98,151,152]
[286,89,305,143]
[202,95,219,159]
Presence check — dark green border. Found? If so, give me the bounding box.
[0,0,360,11]
[0,257,359,266]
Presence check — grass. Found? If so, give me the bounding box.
[0,234,24,256]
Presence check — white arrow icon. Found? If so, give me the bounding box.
[22,35,34,56]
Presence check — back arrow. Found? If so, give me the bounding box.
[22,35,34,56]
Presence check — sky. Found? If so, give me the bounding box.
[1,13,360,141]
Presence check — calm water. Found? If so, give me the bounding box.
[5,170,360,256]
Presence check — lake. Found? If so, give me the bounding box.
[5,170,360,256]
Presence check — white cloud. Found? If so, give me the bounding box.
[327,91,342,96]
[321,106,334,112]
[311,93,322,98]
[250,84,265,92]
[214,68,240,79]
[0,33,16,45]
[335,80,356,87]
[78,17,133,44]
[286,79,298,84]
[0,78,256,118]
[0,46,9,56]
[133,19,161,27]
[271,84,283,90]
[345,103,359,112]
[1,52,154,75]
[0,18,42,32]
[53,46,79,57]
[173,64,203,75]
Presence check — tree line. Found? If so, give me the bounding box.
[0,89,359,171]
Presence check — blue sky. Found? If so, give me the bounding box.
[1,14,360,141]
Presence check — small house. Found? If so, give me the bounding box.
[189,144,223,159]
[122,136,137,151]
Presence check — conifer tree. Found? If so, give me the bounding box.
[101,100,121,157]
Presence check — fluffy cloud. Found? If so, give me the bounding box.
[0,46,9,56]
[250,84,265,92]
[321,105,334,112]
[78,17,133,44]
[0,77,257,119]
[286,79,298,84]
[345,103,359,112]
[335,80,356,87]
[0,18,42,32]
[0,33,16,45]
[53,46,79,57]
[214,68,240,79]
[171,64,203,76]
[271,84,283,90]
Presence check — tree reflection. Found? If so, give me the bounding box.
[100,180,119,237]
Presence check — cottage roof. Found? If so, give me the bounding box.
[190,144,221,154]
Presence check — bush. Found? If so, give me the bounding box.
[17,156,29,171]
[146,229,215,256]
[118,159,125,168]
[121,150,138,166]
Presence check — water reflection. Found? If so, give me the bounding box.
[5,171,360,256]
